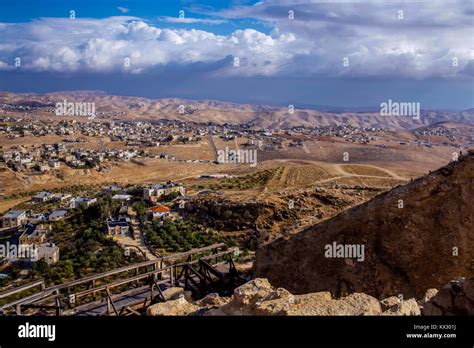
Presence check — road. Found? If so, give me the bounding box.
[114,206,159,261]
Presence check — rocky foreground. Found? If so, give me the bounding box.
[146,277,474,316]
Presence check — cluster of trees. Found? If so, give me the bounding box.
[144,220,235,253]
[126,185,144,196]
[160,191,180,202]
[30,200,143,285]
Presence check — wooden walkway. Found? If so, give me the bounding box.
[0,243,244,316]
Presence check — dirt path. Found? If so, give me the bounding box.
[268,159,408,192]
[114,207,159,261]
[275,159,408,180]
[352,164,408,181]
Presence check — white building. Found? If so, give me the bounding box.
[2,210,27,228]
[48,160,61,169]
[70,197,97,209]
[32,191,54,203]
[143,182,185,203]
[48,210,68,221]
[36,243,60,265]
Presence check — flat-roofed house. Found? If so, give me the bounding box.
[106,217,129,235]
[27,213,48,225]
[19,224,50,245]
[2,210,27,228]
[36,243,60,265]
[48,160,61,169]
[70,197,97,209]
[32,191,54,203]
[52,193,72,203]
[48,210,68,221]
[143,182,185,203]
[102,185,122,194]
[112,194,132,201]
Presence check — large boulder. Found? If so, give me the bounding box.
[196,293,230,309]
[146,297,199,316]
[380,296,401,311]
[160,287,188,301]
[382,298,421,316]
[288,292,382,316]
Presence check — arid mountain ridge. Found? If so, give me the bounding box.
[1,91,473,130]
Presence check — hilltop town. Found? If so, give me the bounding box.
[1,115,472,178]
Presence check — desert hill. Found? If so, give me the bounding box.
[1,91,473,130]
[254,151,474,299]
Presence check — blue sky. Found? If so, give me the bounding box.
[0,0,473,110]
[0,0,268,34]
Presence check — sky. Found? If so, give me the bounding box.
[0,0,473,110]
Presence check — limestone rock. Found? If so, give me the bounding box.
[233,278,275,306]
[380,296,400,311]
[287,292,382,316]
[196,293,230,308]
[205,278,381,316]
[161,287,185,301]
[382,298,421,316]
[147,297,199,316]
[422,289,438,304]
[146,277,473,316]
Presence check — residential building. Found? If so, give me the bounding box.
[52,193,72,202]
[48,159,61,169]
[27,213,48,225]
[70,197,97,209]
[102,185,122,194]
[32,191,54,203]
[38,164,50,172]
[112,194,132,201]
[2,210,27,228]
[106,217,130,235]
[36,243,60,265]
[19,224,50,245]
[143,182,185,203]
[48,210,68,221]
[147,205,171,220]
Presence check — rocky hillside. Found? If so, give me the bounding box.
[254,152,474,299]
[181,185,380,244]
[146,277,474,316]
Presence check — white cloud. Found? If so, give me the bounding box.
[0,17,304,76]
[157,17,228,25]
[117,7,130,14]
[204,0,474,79]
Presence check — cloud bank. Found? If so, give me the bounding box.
[0,0,472,79]
[0,16,301,76]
